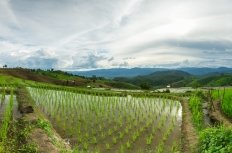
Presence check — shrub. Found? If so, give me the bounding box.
[199,127,232,153]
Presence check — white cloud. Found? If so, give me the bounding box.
[0,0,232,69]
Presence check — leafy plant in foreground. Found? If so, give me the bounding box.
[199,126,232,153]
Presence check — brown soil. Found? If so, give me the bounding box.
[209,101,232,127]
[17,87,71,152]
[29,128,59,153]
[181,99,198,153]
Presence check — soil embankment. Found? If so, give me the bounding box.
[16,87,71,152]
[209,101,232,127]
[181,99,198,153]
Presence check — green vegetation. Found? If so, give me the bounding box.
[33,69,79,80]
[189,93,203,130]
[0,74,25,87]
[199,126,232,153]
[114,70,232,88]
[189,89,232,153]
[212,88,232,118]
[0,86,38,153]
[28,87,181,152]
[197,74,232,87]
[0,68,141,90]
[1,68,232,152]
[103,81,140,90]
[0,88,14,151]
[114,70,191,88]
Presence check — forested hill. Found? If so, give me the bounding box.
[113,70,232,89]
[114,70,192,88]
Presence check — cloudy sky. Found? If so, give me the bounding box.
[0,0,232,70]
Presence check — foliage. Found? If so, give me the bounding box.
[104,81,140,90]
[18,143,38,153]
[140,82,151,90]
[36,119,52,136]
[193,74,232,87]
[199,127,232,153]
[189,94,203,130]
[114,70,191,88]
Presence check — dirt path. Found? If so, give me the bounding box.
[209,101,232,127]
[181,99,198,153]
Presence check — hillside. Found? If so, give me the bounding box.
[190,73,232,87]
[0,68,87,86]
[178,67,232,75]
[114,70,232,88]
[114,70,192,89]
[0,68,139,90]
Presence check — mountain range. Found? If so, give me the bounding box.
[70,67,232,78]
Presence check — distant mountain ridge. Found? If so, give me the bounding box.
[69,67,232,78]
[178,67,232,75]
[114,70,192,88]
[113,70,232,88]
[70,68,168,78]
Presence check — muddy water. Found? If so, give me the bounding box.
[202,101,212,126]
[0,95,22,120]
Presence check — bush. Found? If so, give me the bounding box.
[199,127,232,153]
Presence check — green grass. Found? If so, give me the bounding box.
[0,74,56,87]
[0,74,24,86]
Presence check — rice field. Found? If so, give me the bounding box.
[28,87,182,153]
[212,88,232,118]
[0,87,15,147]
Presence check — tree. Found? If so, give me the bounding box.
[3,64,7,68]
[191,81,201,89]
[92,75,97,83]
[140,82,151,90]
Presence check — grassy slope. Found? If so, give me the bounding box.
[192,73,232,87]
[0,68,140,90]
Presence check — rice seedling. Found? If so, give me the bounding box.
[27,87,182,152]
[126,140,131,149]
[0,88,14,142]
[189,94,203,130]
[105,143,111,150]
[212,88,232,118]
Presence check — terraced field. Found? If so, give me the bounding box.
[28,87,182,153]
